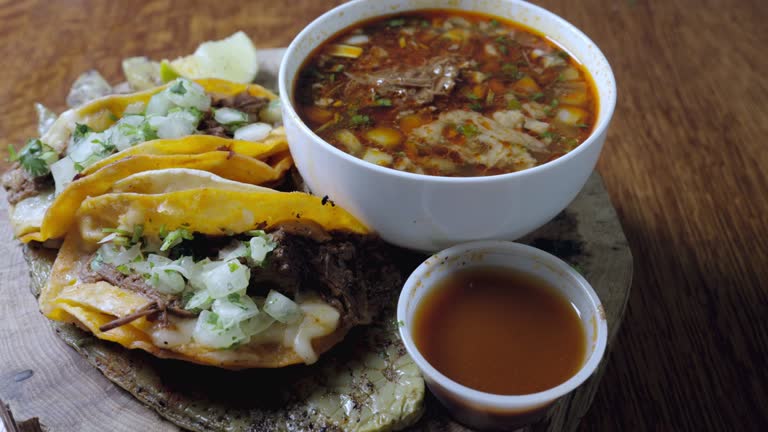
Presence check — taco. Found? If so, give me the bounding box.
[3,77,288,241]
[40,179,398,369]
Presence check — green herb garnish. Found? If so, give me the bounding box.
[456,123,480,138]
[102,227,131,236]
[350,114,372,127]
[469,102,484,111]
[387,18,406,27]
[73,123,92,142]
[373,97,392,107]
[507,97,522,110]
[169,80,187,95]
[228,261,239,272]
[160,227,194,251]
[532,92,545,101]
[8,139,58,177]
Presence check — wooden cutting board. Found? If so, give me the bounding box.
[0,49,632,432]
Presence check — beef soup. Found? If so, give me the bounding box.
[294,10,598,177]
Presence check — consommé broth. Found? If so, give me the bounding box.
[412,266,586,395]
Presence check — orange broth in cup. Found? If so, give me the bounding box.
[412,266,586,395]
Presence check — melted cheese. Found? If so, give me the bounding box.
[293,300,341,364]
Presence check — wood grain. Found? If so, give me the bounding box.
[0,0,766,431]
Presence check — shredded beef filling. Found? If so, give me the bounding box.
[80,229,401,332]
[1,164,53,205]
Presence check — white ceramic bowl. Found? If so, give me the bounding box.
[397,241,608,430]
[279,0,617,252]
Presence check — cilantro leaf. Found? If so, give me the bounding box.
[10,139,58,177]
[169,80,187,95]
[73,123,92,142]
[160,227,194,251]
[387,18,406,27]
[456,123,479,138]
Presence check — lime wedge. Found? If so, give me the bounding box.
[167,31,259,83]
[159,60,181,83]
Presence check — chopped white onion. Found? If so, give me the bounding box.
[193,310,247,348]
[212,294,259,327]
[200,259,250,299]
[263,290,303,324]
[341,34,370,45]
[214,107,248,125]
[233,122,272,142]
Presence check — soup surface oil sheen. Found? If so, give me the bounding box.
[412,266,586,395]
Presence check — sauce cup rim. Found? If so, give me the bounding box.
[396,240,608,410]
[278,0,617,183]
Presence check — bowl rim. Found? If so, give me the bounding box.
[278,0,617,183]
[396,240,608,409]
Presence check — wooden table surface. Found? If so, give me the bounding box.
[0,0,766,431]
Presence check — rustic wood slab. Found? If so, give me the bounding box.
[0,49,631,432]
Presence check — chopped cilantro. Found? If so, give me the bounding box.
[228,261,239,272]
[387,18,406,27]
[73,161,85,172]
[557,51,570,60]
[556,73,565,82]
[350,114,372,127]
[373,97,392,107]
[498,43,508,55]
[169,80,187,95]
[532,92,545,101]
[131,224,144,244]
[550,99,560,108]
[465,92,480,101]
[501,63,521,80]
[456,123,479,138]
[73,123,92,142]
[8,138,58,177]
[469,102,484,111]
[420,20,430,27]
[160,227,194,251]
[102,227,131,236]
[507,97,522,110]
[489,19,500,28]
[540,131,560,140]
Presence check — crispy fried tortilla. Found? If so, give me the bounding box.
[41,184,384,369]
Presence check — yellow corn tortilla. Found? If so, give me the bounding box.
[37,150,292,242]
[82,130,288,175]
[75,188,368,244]
[40,188,370,368]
